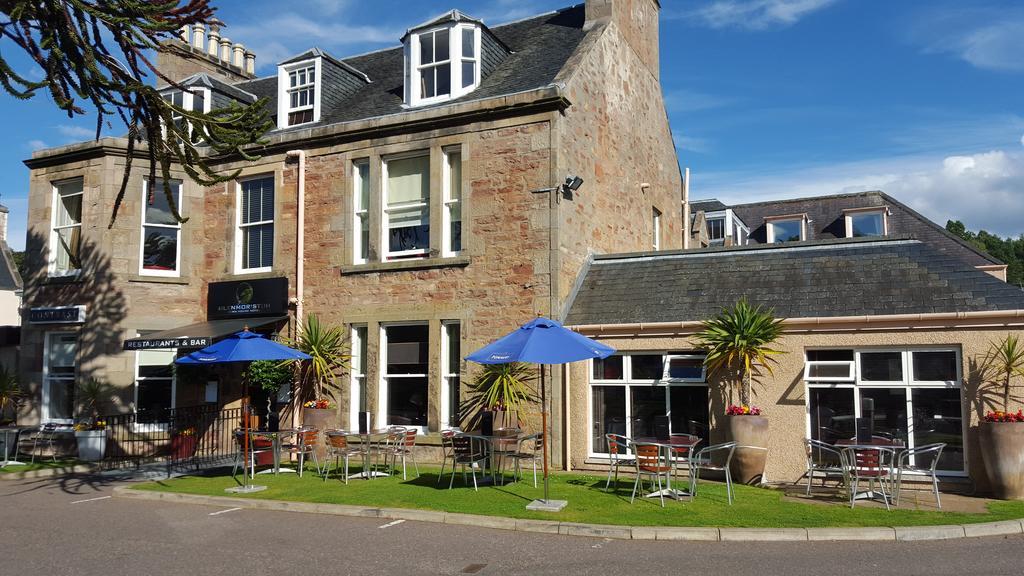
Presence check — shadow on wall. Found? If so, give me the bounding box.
[21,230,127,419]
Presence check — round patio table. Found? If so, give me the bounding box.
[248,429,297,475]
[345,429,393,480]
[835,438,905,503]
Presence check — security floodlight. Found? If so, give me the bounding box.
[564,175,584,191]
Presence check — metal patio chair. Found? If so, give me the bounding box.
[803,438,846,496]
[604,433,635,492]
[841,445,896,510]
[508,433,542,487]
[448,434,489,491]
[322,430,364,484]
[388,428,420,480]
[20,423,59,465]
[231,429,275,479]
[437,429,458,485]
[894,443,945,509]
[630,442,673,507]
[689,441,738,505]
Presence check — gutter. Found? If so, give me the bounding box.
[570,309,1024,337]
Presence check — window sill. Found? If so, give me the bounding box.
[41,274,84,286]
[341,255,470,275]
[127,275,190,286]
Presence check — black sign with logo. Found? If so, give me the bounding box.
[29,306,86,324]
[207,278,288,320]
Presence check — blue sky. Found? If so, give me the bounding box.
[3,0,1023,250]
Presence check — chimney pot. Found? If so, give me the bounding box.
[192,22,206,51]
[245,51,256,75]
[207,26,220,57]
[219,38,232,62]
[179,25,190,44]
[232,43,245,68]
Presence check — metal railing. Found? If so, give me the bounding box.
[102,405,242,472]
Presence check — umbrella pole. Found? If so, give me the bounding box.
[541,364,549,503]
[242,395,250,490]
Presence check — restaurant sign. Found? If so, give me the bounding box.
[124,337,211,351]
[29,305,86,324]
[207,278,288,320]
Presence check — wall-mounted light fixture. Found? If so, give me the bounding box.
[563,175,584,192]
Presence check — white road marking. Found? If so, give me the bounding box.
[70,496,111,504]
[208,507,243,516]
[378,519,406,529]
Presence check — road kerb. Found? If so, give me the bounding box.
[720,528,808,541]
[807,527,897,541]
[962,520,1024,538]
[112,487,1024,542]
[894,525,967,541]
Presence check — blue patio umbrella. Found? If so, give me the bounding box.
[466,316,615,509]
[176,330,311,493]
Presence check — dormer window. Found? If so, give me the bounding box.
[765,214,808,243]
[161,87,209,136]
[406,22,481,107]
[844,207,888,238]
[286,64,316,125]
[277,58,321,128]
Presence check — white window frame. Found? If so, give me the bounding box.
[382,151,431,261]
[379,322,430,434]
[588,352,709,458]
[49,178,84,278]
[41,332,77,424]
[766,215,807,243]
[407,24,481,107]
[803,347,966,476]
[349,325,367,430]
[442,148,462,257]
[652,207,662,251]
[804,361,856,382]
[844,207,889,238]
[352,160,370,264]
[139,179,183,278]
[235,174,275,274]
[440,320,461,430]
[277,59,321,129]
[161,87,210,139]
[132,337,177,433]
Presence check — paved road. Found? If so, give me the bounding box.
[2,474,1023,576]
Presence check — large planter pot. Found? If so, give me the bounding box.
[75,429,107,462]
[302,407,339,459]
[979,421,1024,500]
[723,415,769,485]
[170,434,198,461]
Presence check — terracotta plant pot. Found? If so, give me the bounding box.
[302,407,338,459]
[979,421,1024,500]
[170,435,198,461]
[723,415,769,485]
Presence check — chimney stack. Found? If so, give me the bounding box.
[191,22,205,51]
[219,38,232,63]
[245,51,256,75]
[156,20,256,85]
[207,25,220,58]
[232,43,246,68]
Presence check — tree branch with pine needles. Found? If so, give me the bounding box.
[0,0,273,228]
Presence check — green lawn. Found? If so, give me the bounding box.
[133,463,1024,528]
[1,458,83,474]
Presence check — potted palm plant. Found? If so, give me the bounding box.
[287,314,349,432]
[74,378,113,461]
[977,335,1024,500]
[696,298,785,485]
[460,362,537,433]
[0,365,21,426]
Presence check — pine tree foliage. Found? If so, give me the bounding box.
[0,1,273,227]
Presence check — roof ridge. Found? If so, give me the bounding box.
[730,189,882,209]
[593,236,920,263]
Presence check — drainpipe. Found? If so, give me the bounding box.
[682,167,691,250]
[286,150,305,429]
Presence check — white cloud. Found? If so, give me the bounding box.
[1019,132,1024,147]
[697,149,1024,237]
[230,13,400,71]
[910,8,1024,73]
[664,89,737,113]
[56,124,96,140]
[674,133,712,154]
[682,0,838,30]
[307,0,351,16]
[26,139,48,151]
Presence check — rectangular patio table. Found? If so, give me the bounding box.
[248,429,298,475]
[632,436,701,501]
[345,429,393,480]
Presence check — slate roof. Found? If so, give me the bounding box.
[564,237,1024,326]
[689,198,729,213]
[692,190,1000,267]
[0,240,22,292]
[231,5,587,128]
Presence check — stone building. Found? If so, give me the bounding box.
[564,194,1024,489]
[18,0,679,467]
